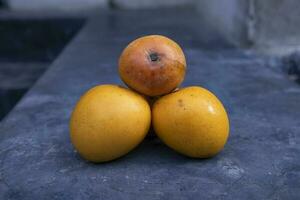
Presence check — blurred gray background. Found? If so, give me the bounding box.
[0,0,300,120]
[1,0,299,53]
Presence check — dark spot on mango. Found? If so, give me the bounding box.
[178,99,184,107]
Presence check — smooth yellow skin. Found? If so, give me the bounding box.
[70,85,151,163]
[152,86,230,158]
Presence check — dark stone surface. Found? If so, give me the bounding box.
[282,51,300,84]
[0,18,84,62]
[0,62,48,121]
[0,18,83,120]
[0,9,300,200]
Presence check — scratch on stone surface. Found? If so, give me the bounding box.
[59,168,69,173]
[100,176,108,182]
[44,145,57,156]
[288,132,297,146]
[219,158,245,180]
[284,87,300,93]
[224,166,245,179]
[21,94,56,107]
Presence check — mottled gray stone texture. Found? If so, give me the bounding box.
[0,9,300,200]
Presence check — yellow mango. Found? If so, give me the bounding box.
[152,86,229,158]
[70,85,151,163]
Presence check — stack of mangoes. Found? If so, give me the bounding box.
[70,35,229,163]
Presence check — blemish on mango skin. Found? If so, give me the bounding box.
[118,35,186,97]
[178,99,184,107]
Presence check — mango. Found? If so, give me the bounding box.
[152,86,229,158]
[70,85,151,162]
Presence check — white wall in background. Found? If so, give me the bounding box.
[196,0,249,47]
[196,0,300,54]
[7,0,107,11]
[7,0,195,10]
[112,0,194,9]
